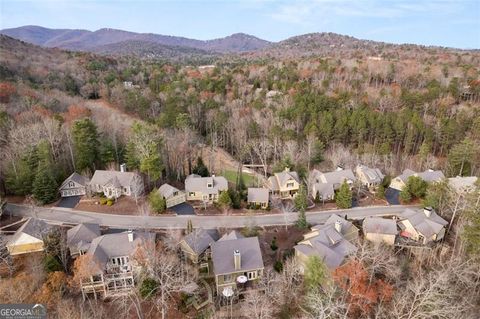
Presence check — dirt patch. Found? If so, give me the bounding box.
[75,196,145,215]
[258,226,307,268]
[358,197,389,207]
[4,196,26,204]
[0,214,23,228]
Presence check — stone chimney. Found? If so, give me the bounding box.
[423,207,433,218]
[334,220,342,233]
[234,250,241,270]
[127,230,134,242]
[120,163,127,172]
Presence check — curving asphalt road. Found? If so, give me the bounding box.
[5,203,419,230]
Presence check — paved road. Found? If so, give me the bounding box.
[5,203,419,230]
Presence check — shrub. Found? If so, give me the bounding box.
[43,254,63,273]
[139,277,158,299]
[148,189,166,214]
[274,260,283,272]
[106,199,114,206]
[100,198,107,205]
[270,237,278,251]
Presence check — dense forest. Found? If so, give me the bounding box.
[1,34,479,199]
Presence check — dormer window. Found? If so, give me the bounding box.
[68,181,75,188]
[207,183,213,188]
[287,182,294,188]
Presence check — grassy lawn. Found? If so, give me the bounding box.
[221,170,257,187]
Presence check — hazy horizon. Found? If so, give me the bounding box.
[1,0,479,49]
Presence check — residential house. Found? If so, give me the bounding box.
[295,214,358,271]
[448,176,478,195]
[362,217,398,245]
[89,168,144,199]
[179,228,219,265]
[398,208,448,244]
[6,218,51,256]
[59,172,89,197]
[355,165,385,191]
[185,174,228,203]
[309,168,356,201]
[158,183,186,208]
[390,169,445,191]
[247,188,269,209]
[75,229,154,300]
[67,223,101,257]
[267,168,300,198]
[211,231,264,294]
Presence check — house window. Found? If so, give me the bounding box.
[68,181,75,188]
[287,182,294,188]
[224,274,233,283]
[247,271,257,280]
[189,192,195,196]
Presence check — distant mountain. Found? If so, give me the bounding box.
[0,25,271,54]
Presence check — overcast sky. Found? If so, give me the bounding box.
[1,0,479,48]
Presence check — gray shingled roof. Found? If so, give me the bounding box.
[247,188,269,203]
[60,172,89,188]
[67,223,101,251]
[268,170,300,191]
[184,175,228,194]
[399,208,448,238]
[319,169,356,188]
[448,176,478,192]
[363,217,398,235]
[8,218,51,244]
[182,228,219,255]
[158,183,180,198]
[90,170,139,188]
[87,231,154,269]
[396,169,416,182]
[295,222,357,269]
[356,165,384,183]
[211,231,263,275]
[417,170,445,183]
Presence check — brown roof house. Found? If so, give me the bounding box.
[6,218,51,256]
[211,231,264,294]
[362,217,398,246]
[89,167,144,199]
[355,165,385,191]
[310,168,356,201]
[294,214,358,271]
[59,172,89,197]
[398,208,448,244]
[390,169,445,191]
[179,228,219,266]
[158,183,186,208]
[71,226,154,300]
[267,168,300,198]
[247,188,270,209]
[185,174,228,203]
[67,223,101,257]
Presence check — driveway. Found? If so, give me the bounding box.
[170,202,195,215]
[6,203,419,230]
[385,188,400,205]
[56,196,81,208]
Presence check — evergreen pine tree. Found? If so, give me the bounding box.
[335,181,353,209]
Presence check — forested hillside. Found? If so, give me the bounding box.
[0,33,479,198]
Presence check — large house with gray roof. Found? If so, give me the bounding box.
[6,218,51,256]
[247,187,270,209]
[355,165,385,191]
[89,169,144,199]
[448,176,478,195]
[390,169,445,191]
[267,167,300,198]
[211,231,264,293]
[398,208,448,244]
[295,214,358,270]
[67,223,101,257]
[185,174,228,203]
[362,217,398,245]
[179,228,219,265]
[68,223,154,299]
[59,172,89,197]
[310,168,356,201]
[158,183,186,208]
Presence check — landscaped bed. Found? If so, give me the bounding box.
[75,196,146,215]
